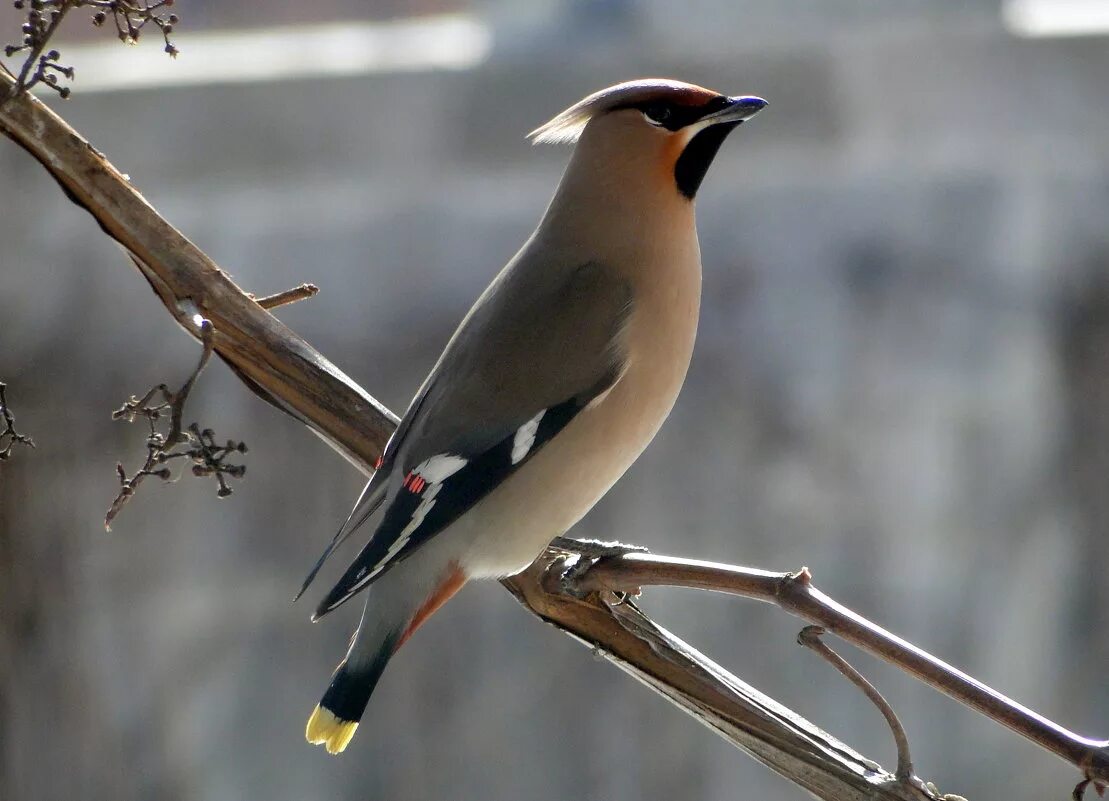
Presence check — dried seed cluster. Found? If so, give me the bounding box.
[105,319,247,530]
[4,0,180,99]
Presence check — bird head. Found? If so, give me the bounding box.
[529,79,766,200]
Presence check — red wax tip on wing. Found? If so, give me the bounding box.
[373,455,384,470]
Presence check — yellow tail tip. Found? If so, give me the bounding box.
[306,705,359,754]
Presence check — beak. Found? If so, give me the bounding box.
[702,95,768,125]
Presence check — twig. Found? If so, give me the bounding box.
[0,380,36,459]
[3,0,74,101]
[570,553,1109,784]
[92,0,180,55]
[106,319,247,528]
[0,68,397,472]
[1073,774,1108,800]
[799,625,916,783]
[252,283,320,310]
[2,0,180,102]
[504,546,941,801]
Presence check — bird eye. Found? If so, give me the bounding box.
[643,103,673,126]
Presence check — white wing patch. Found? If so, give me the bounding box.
[348,430,538,594]
[395,482,442,549]
[379,454,467,570]
[511,410,546,465]
[346,455,467,591]
[412,454,468,483]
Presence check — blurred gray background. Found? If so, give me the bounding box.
[2,1,1108,799]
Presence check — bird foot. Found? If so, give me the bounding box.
[550,536,648,599]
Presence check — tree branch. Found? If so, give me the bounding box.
[798,625,917,784]
[0,64,397,475]
[2,65,1105,800]
[502,548,943,801]
[568,553,1109,784]
[251,283,320,310]
[0,381,36,460]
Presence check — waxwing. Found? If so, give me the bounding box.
[301,78,766,753]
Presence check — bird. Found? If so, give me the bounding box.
[300,78,766,754]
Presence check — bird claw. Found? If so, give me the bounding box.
[550,536,648,599]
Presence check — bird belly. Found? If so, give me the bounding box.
[458,283,700,579]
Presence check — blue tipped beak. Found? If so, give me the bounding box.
[712,95,768,124]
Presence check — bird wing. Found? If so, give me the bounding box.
[309,261,632,619]
[294,470,389,601]
[294,368,443,602]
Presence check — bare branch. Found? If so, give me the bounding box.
[1073,776,1108,801]
[0,381,36,460]
[569,552,1109,784]
[252,283,320,310]
[503,547,945,801]
[799,626,916,783]
[0,67,397,475]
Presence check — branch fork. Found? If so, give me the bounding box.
[556,547,1109,790]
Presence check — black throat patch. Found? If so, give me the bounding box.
[674,121,740,200]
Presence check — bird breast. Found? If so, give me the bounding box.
[459,235,703,579]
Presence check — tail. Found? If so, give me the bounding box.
[305,558,467,754]
[306,630,398,754]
